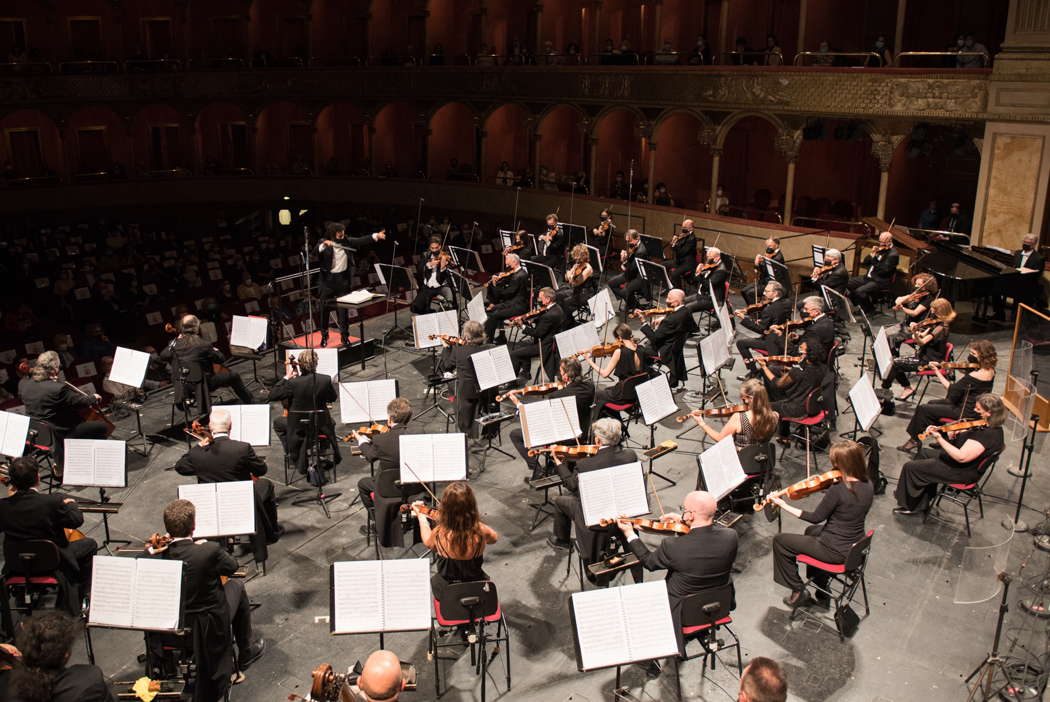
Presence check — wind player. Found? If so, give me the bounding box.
[741,237,790,302]
[317,221,386,347]
[847,231,898,312]
[483,252,530,343]
[609,229,648,315]
[507,357,595,481]
[735,281,793,363]
[637,288,697,391]
[437,321,491,435]
[509,287,565,382]
[690,246,728,312]
[556,244,596,316]
[535,213,567,269]
[269,349,341,478]
[410,236,455,314]
[666,218,698,289]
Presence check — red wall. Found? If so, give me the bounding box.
[593,109,647,196]
[428,103,476,177]
[720,117,786,210]
[483,104,529,182]
[540,0,584,54]
[373,103,418,177]
[536,106,583,178]
[795,122,880,219]
[654,112,711,209]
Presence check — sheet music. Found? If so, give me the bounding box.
[498,229,515,249]
[699,437,747,500]
[578,461,649,526]
[716,303,735,344]
[88,556,137,628]
[572,588,632,670]
[468,291,488,324]
[331,560,432,634]
[398,434,467,483]
[588,288,617,328]
[225,405,271,446]
[177,483,220,538]
[286,349,338,381]
[635,374,678,425]
[131,558,183,630]
[230,315,268,350]
[412,309,459,349]
[521,397,582,448]
[618,581,679,662]
[700,327,730,375]
[339,379,398,424]
[108,346,150,388]
[873,326,893,380]
[812,245,826,266]
[471,346,515,391]
[216,481,256,536]
[822,286,856,324]
[62,439,126,488]
[555,323,601,359]
[849,373,882,431]
[0,410,29,457]
[380,559,432,631]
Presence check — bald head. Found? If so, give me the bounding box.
[209,409,231,434]
[358,650,402,701]
[683,491,716,527]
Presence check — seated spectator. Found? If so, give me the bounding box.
[764,35,783,66]
[495,161,515,186]
[236,271,264,300]
[652,182,674,207]
[610,170,629,200]
[812,40,834,66]
[687,35,711,65]
[654,39,679,65]
[868,34,893,66]
[957,34,988,68]
[565,41,581,64]
[730,37,754,65]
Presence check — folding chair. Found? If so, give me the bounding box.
[674,582,741,693]
[793,530,874,641]
[924,451,1000,537]
[781,389,828,477]
[1,539,63,637]
[914,342,955,406]
[429,580,511,702]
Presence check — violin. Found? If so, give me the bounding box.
[568,261,590,287]
[506,305,548,327]
[918,418,988,440]
[526,444,601,459]
[598,516,691,535]
[484,269,516,287]
[753,469,844,511]
[620,240,639,267]
[340,423,390,441]
[811,263,837,278]
[748,354,803,366]
[429,334,466,346]
[764,318,811,336]
[737,300,770,317]
[496,381,564,402]
[917,361,979,372]
[596,218,611,236]
[578,341,624,359]
[674,404,748,422]
[184,419,213,447]
[629,307,675,319]
[894,290,928,309]
[504,243,525,254]
[65,527,88,543]
[695,261,718,274]
[399,503,441,521]
[910,315,949,332]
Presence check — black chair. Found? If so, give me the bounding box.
[674,582,741,692]
[1,538,62,636]
[429,581,511,702]
[793,530,874,640]
[169,361,211,427]
[599,372,651,441]
[924,451,1001,537]
[25,419,59,491]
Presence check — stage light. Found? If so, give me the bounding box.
[278,209,292,225]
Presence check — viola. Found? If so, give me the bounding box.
[399,503,441,521]
[598,516,691,535]
[910,316,945,331]
[484,269,516,287]
[738,300,770,316]
[753,469,844,511]
[429,334,466,346]
[695,261,718,274]
[578,341,624,359]
[894,290,928,309]
[65,527,88,543]
[918,418,988,440]
[496,381,564,402]
[629,307,675,319]
[764,318,811,336]
[504,243,525,254]
[811,263,837,277]
[917,361,978,372]
[526,444,601,459]
[748,354,803,366]
[675,404,748,422]
[184,419,213,447]
[341,423,390,441]
[506,306,548,327]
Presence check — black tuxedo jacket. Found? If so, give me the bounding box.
[157,538,237,615]
[358,424,409,473]
[156,335,223,381]
[742,297,792,334]
[862,247,899,285]
[672,234,697,267]
[0,490,83,547]
[319,234,376,274]
[1017,249,1046,272]
[699,263,729,302]
[755,250,790,288]
[489,268,530,314]
[543,225,567,259]
[18,378,95,431]
[622,242,648,282]
[641,306,698,348]
[49,664,118,702]
[416,253,453,287]
[438,342,492,401]
[818,263,849,294]
[269,371,337,419]
[557,445,638,493]
[800,314,836,354]
[175,435,268,482]
[523,305,565,345]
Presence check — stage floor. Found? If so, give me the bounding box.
[59,304,1049,702]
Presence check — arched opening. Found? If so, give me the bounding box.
[793,120,881,224]
[484,0,532,57]
[427,0,474,63]
[196,103,251,173]
[0,109,63,179]
[132,104,188,174]
[256,101,314,175]
[540,0,585,58]
[482,104,530,185]
[370,1,425,65]
[66,106,131,177]
[316,103,369,175]
[372,103,419,177]
[593,108,647,199]
[653,112,710,210]
[249,0,311,66]
[720,116,787,220]
[428,103,477,181]
[536,105,584,190]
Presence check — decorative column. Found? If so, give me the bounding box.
[417,112,430,178]
[246,112,258,173]
[708,147,722,213]
[531,128,542,186]
[796,0,807,57]
[532,1,543,57]
[591,1,603,58]
[776,129,802,225]
[650,0,663,55]
[893,0,907,61]
[475,115,486,183]
[184,111,200,174]
[717,0,729,62]
[586,130,598,196]
[365,114,376,176]
[642,122,656,203]
[870,134,903,220]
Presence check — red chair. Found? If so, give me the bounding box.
[1,539,62,637]
[429,580,511,702]
[793,530,874,640]
[780,388,827,478]
[914,342,954,405]
[923,450,1001,537]
[674,583,741,693]
[600,372,650,442]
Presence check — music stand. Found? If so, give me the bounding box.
[562,223,587,247]
[449,246,485,277]
[637,259,672,302]
[637,234,662,262]
[375,263,416,344]
[520,260,559,291]
[584,244,604,275]
[288,407,342,518]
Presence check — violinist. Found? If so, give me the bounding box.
[690,379,779,450]
[755,341,827,440]
[438,321,491,434]
[317,221,386,347]
[616,490,738,654]
[508,358,595,480]
[735,281,793,362]
[795,296,835,353]
[585,323,647,413]
[637,288,697,390]
[591,207,616,248]
[666,218,698,288]
[0,457,96,616]
[898,340,996,454]
[483,252,530,343]
[888,273,939,355]
[410,237,455,314]
[808,248,848,298]
[609,229,648,315]
[556,244,596,316]
[741,237,789,302]
[174,409,283,555]
[509,287,565,381]
[847,231,898,313]
[771,440,872,609]
[156,314,256,406]
[880,298,955,401]
[355,398,426,545]
[410,482,499,603]
[535,213,566,269]
[269,349,341,476]
[894,393,1005,516]
[548,419,638,568]
[9,611,116,702]
[690,246,728,312]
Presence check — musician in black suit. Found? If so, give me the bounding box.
[507,358,595,480]
[609,229,649,314]
[483,253,530,342]
[666,218,699,289]
[847,232,899,311]
[149,499,264,698]
[437,321,491,435]
[741,237,790,302]
[638,288,698,390]
[10,611,116,702]
[547,418,639,566]
[807,248,848,304]
[617,490,738,654]
[988,233,1046,320]
[509,287,565,381]
[0,458,96,615]
[269,349,341,475]
[411,237,456,314]
[174,409,282,560]
[317,221,386,347]
[689,246,729,312]
[796,296,836,355]
[535,213,567,269]
[354,398,425,546]
[156,314,254,406]
[735,281,793,361]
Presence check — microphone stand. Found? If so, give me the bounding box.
[569,182,576,227]
[410,197,425,259]
[512,187,521,232]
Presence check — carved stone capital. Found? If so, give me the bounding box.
[775,129,802,161]
[870,133,905,171]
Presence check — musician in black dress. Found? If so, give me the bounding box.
[638,288,697,390]
[741,237,790,302]
[898,339,997,453]
[880,298,955,401]
[735,281,793,361]
[509,287,565,381]
[535,213,567,269]
[894,393,1005,514]
[585,323,647,413]
[771,440,873,609]
[609,229,648,315]
[317,221,386,347]
[755,341,826,436]
[847,231,898,312]
[437,321,491,434]
[483,253,530,343]
[888,273,938,355]
[411,237,455,314]
[557,244,596,316]
[410,482,499,603]
[666,218,698,289]
[690,246,729,312]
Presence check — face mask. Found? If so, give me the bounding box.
[968,353,979,363]
[875,41,885,49]
[766,247,776,254]
[1023,244,1033,252]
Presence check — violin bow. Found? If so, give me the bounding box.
[647,472,666,521]
[400,462,442,506]
[557,398,582,448]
